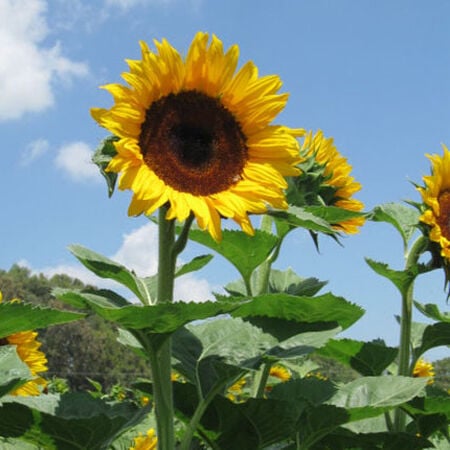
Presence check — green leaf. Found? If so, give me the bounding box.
[175,254,213,277]
[68,244,152,303]
[317,338,398,376]
[365,258,423,296]
[414,301,450,322]
[224,268,327,298]
[0,302,84,338]
[54,288,130,310]
[270,205,336,234]
[414,322,450,357]
[187,229,278,288]
[405,395,450,419]
[304,205,366,225]
[73,299,244,334]
[92,135,118,197]
[0,346,33,398]
[370,202,420,250]
[1,393,148,450]
[232,293,364,332]
[328,376,428,409]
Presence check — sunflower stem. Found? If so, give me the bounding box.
[253,214,280,295]
[151,205,176,450]
[253,361,272,398]
[394,235,427,432]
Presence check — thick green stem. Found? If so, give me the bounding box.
[394,235,427,431]
[253,215,282,296]
[252,361,272,398]
[151,205,176,450]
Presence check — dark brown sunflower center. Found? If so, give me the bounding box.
[437,190,450,239]
[139,90,248,196]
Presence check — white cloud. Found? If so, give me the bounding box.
[20,138,50,165]
[0,0,88,121]
[54,141,101,183]
[104,0,169,9]
[25,223,212,303]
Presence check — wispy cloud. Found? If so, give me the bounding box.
[20,138,50,166]
[54,141,101,183]
[0,0,88,121]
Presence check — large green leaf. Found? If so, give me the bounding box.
[54,288,130,310]
[304,205,366,225]
[68,244,151,303]
[187,229,278,287]
[0,346,33,398]
[414,301,450,323]
[328,376,428,409]
[414,322,450,357]
[0,302,84,337]
[405,395,450,419]
[317,338,398,376]
[370,202,420,250]
[1,393,148,450]
[232,293,364,332]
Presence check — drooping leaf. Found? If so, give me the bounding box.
[175,254,214,277]
[0,346,33,398]
[92,135,118,197]
[54,288,130,310]
[414,301,450,323]
[304,205,366,226]
[414,322,450,357]
[68,244,152,303]
[317,338,398,376]
[187,229,278,287]
[370,202,420,250]
[270,206,336,235]
[0,302,84,338]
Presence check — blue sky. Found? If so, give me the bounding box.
[1,0,449,359]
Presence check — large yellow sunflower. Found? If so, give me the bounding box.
[295,130,365,234]
[417,145,450,260]
[91,32,303,241]
[0,292,48,396]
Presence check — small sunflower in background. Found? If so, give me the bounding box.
[129,428,157,450]
[417,145,450,262]
[288,130,365,234]
[413,358,435,385]
[92,32,303,241]
[0,292,48,396]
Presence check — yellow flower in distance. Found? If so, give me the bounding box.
[413,358,435,385]
[0,292,48,396]
[418,145,450,260]
[92,32,303,241]
[269,365,291,382]
[129,428,157,450]
[293,131,365,234]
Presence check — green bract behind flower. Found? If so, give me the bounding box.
[287,130,365,234]
[91,32,304,241]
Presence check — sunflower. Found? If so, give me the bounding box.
[413,358,435,384]
[226,377,246,402]
[91,32,303,241]
[129,428,157,450]
[417,145,450,260]
[0,292,48,396]
[269,364,291,382]
[288,130,365,234]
